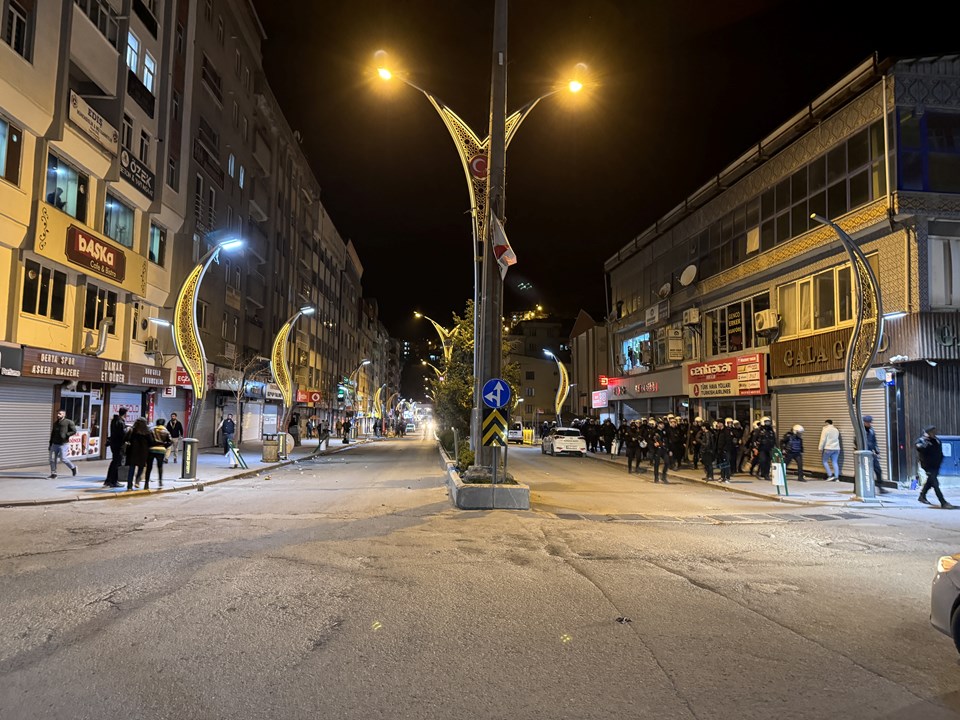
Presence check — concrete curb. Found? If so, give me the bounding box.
[0,439,361,508]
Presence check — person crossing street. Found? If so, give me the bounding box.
[48,410,77,479]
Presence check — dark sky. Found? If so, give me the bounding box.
[249,0,955,340]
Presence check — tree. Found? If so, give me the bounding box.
[221,353,271,444]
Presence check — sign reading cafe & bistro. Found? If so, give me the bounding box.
[66,226,126,282]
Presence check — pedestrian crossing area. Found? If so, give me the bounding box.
[552,511,872,524]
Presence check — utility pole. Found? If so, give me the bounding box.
[473,0,508,471]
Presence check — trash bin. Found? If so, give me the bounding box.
[262,434,280,463]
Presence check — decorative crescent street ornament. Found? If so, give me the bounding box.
[270,307,315,410]
[554,359,570,418]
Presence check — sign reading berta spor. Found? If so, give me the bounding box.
[686,353,766,398]
[21,348,170,385]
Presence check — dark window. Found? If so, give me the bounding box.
[775,213,791,244]
[808,190,827,222]
[827,180,848,218]
[0,115,23,184]
[83,283,117,333]
[775,179,790,213]
[827,145,847,184]
[848,128,869,169]
[808,155,826,192]
[849,169,870,208]
[790,200,808,236]
[525,371,535,380]
[21,260,66,321]
[790,166,807,200]
[4,0,31,59]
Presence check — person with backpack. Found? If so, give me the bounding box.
[917,425,956,509]
[145,419,172,489]
[782,424,806,482]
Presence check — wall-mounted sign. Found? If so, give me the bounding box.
[162,386,177,398]
[591,390,608,409]
[68,91,119,155]
[0,343,23,376]
[296,389,322,404]
[265,383,283,401]
[598,375,608,387]
[606,367,684,400]
[120,148,155,200]
[770,327,851,377]
[66,225,127,283]
[686,353,767,397]
[20,348,170,386]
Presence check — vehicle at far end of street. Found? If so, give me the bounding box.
[931,552,960,653]
[507,422,524,444]
[405,423,417,433]
[541,427,586,457]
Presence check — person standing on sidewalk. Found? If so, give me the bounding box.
[651,420,671,484]
[716,419,735,483]
[917,425,956,508]
[145,419,172,490]
[818,419,841,481]
[860,415,887,494]
[688,417,703,470]
[165,413,184,464]
[104,407,127,487]
[699,421,718,482]
[48,410,77,479]
[600,419,617,455]
[218,413,236,454]
[756,417,777,481]
[125,418,151,491]
[782,425,806,482]
[625,421,642,474]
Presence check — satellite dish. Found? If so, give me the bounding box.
[658,282,672,298]
[679,264,698,287]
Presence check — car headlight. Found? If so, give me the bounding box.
[937,554,960,573]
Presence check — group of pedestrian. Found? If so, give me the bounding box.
[101,407,179,491]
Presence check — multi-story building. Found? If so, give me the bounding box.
[0,0,186,469]
[604,54,960,485]
[506,318,574,428]
[569,310,610,419]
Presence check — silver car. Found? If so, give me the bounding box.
[931,553,960,652]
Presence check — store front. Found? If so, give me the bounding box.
[0,344,53,469]
[606,367,686,421]
[685,352,770,427]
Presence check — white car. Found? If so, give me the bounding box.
[541,427,587,457]
[507,422,524,444]
[931,552,960,653]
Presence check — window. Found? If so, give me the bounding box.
[21,260,66,322]
[172,90,181,121]
[221,311,228,338]
[126,30,140,72]
[241,116,248,142]
[228,152,235,177]
[525,387,535,397]
[207,186,216,227]
[243,66,250,92]
[234,49,241,77]
[232,101,238,127]
[83,283,117,333]
[777,255,879,338]
[203,0,212,22]
[3,0,30,59]
[217,16,223,44]
[103,194,134,247]
[0,115,23,185]
[74,0,120,48]
[175,22,184,54]
[45,154,88,223]
[525,371,535,380]
[225,204,233,228]
[138,130,150,164]
[121,114,133,150]
[131,301,142,340]
[200,55,222,103]
[148,223,166,266]
[238,165,245,189]
[166,155,178,191]
[930,223,960,308]
[143,51,156,93]
[197,300,208,329]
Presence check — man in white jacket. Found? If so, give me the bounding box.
[818,419,841,481]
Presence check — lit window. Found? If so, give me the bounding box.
[0,115,23,185]
[45,154,88,223]
[126,30,140,72]
[238,165,245,189]
[228,152,235,177]
[143,52,156,94]
[148,224,166,266]
[103,194,134,248]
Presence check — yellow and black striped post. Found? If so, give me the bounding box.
[482,407,509,447]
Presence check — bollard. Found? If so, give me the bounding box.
[181,438,199,480]
[854,449,879,502]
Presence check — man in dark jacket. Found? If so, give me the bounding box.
[104,407,128,487]
[755,418,777,481]
[716,420,735,483]
[165,413,184,463]
[600,419,617,455]
[782,425,806,482]
[699,421,718,482]
[49,410,77,479]
[917,425,956,508]
[625,422,642,474]
[650,421,671,484]
[861,415,887,493]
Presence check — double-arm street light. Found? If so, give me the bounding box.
[544,349,570,427]
[172,235,243,477]
[421,359,444,380]
[414,311,456,365]
[270,305,315,453]
[378,48,586,466]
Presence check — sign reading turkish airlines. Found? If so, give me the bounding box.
[686,353,766,397]
[591,390,608,409]
[296,389,322,404]
[66,226,126,282]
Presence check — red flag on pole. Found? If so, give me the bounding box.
[491,216,517,280]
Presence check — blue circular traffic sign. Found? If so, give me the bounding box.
[482,378,511,409]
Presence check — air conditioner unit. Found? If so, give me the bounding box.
[144,336,160,354]
[754,309,780,333]
[682,308,700,327]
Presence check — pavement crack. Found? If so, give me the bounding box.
[83,584,128,608]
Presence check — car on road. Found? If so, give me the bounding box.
[931,552,960,652]
[405,422,417,433]
[507,422,524,444]
[541,427,586,457]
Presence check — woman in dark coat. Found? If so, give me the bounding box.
[125,418,152,491]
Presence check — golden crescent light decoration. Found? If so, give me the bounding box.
[373,385,384,418]
[554,360,570,418]
[270,307,314,411]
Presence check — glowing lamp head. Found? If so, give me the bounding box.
[377,68,392,81]
[219,239,243,251]
[300,306,316,316]
[149,318,172,328]
[568,80,583,93]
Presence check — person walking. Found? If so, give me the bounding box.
[861,415,887,494]
[218,413,236,455]
[124,418,152,491]
[818,419,841,481]
[716,419,735,483]
[625,421,642,474]
[688,417,703,470]
[342,418,352,443]
[600,419,617,455]
[699,421,718,482]
[651,420,671,484]
[755,417,777,481]
[165,413,184,464]
[48,409,78,479]
[917,425,956,508]
[104,407,127,487]
[145,419,172,489]
[782,424,806,481]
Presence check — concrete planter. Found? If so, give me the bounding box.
[438,448,530,510]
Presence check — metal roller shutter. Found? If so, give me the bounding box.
[241,402,262,444]
[775,383,887,480]
[109,391,143,419]
[0,380,52,469]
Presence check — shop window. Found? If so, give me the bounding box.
[0,115,22,185]
[21,260,66,322]
[104,194,134,247]
[148,223,166,266]
[45,154,88,223]
[83,283,117,333]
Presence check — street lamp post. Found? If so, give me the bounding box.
[811,213,884,502]
[544,349,570,427]
[172,236,243,479]
[348,359,371,438]
[414,312,456,366]
[270,305,315,457]
[378,51,585,464]
[421,359,444,380]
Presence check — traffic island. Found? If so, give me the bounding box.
[444,463,530,510]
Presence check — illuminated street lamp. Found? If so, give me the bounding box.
[172,236,243,477]
[380,52,587,460]
[270,305,315,454]
[414,311,456,365]
[421,359,444,380]
[544,349,570,426]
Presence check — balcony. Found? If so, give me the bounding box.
[246,222,267,264]
[249,176,269,222]
[127,69,155,118]
[253,130,271,175]
[247,274,266,308]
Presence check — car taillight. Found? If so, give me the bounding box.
[937,555,960,573]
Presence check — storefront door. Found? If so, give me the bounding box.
[60,385,104,460]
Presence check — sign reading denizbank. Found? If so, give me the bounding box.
[66,226,126,282]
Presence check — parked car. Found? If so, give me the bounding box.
[507,422,524,444]
[405,422,417,433]
[541,427,587,457]
[931,552,960,652]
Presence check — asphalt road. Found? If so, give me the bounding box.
[2,437,960,720]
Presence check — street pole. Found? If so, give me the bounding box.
[473,0,508,473]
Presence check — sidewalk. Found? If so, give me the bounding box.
[0,437,361,507]
[581,446,920,508]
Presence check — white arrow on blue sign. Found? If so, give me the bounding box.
[482,378,511,409]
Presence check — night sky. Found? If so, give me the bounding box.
[249,0,956,339]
